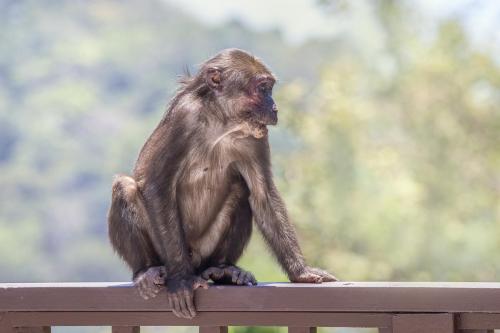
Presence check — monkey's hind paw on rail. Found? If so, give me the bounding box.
[201,265,257,286]
[134,266,166,300]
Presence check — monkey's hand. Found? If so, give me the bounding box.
[289,266,338,283]
[201,265,257,286]
[165,275,209,319]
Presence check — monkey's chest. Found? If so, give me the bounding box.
[177,164,243,266]
[177,164,237,235]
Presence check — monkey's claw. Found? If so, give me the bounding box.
[134,266,166,300]
[201,265,257,286]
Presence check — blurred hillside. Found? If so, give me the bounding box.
[0,0,499,304]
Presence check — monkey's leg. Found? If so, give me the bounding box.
[201,197,257,285]
[108,175,165,299]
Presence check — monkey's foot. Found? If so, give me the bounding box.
[201,265,257,286]
[134,266,166,300]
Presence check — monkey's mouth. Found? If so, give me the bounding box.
[258,111,278,126]
[244,109,277,127]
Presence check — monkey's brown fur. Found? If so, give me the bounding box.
[108,49,337,319]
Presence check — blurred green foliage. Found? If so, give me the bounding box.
[0,0,499,332]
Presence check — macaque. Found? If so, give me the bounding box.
[108,48,337,319]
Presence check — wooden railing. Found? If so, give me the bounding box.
[1,282,500,332]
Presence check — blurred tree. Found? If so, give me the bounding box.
[0,1,499,333]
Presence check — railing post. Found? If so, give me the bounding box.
[392,314,455,333]
[200,326,228,333]
[14,329,51,333]
[288,327,317,333]
[112,327,140,333]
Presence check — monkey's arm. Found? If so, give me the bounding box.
[237,143,337,283]
[140,130,193,278]
[138,113,208,318]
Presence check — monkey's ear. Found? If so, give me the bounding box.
[206,67,222,90]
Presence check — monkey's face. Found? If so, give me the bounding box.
[252,75,278,125]
[204,62,278,127]
[247,75,278,126]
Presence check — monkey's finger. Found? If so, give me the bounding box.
[250,274,258,285]
[178,292,192,319]
[231,270,239,283]
[168,297,180,318]
[321,274,338,282]
[139,290,149,300]
[141,282,153,298]
[185,290,197,318]
[300,273,321,283]
[148,281,159,295]
[142,287,153,299]
[244,272,257,286]
[172,296,185,319]
[236,271,247,285]
[138,284,150,300]
[156,284,165,293]
[147,285,158,298]
[215,268,227,280]
[172,308,184,319]
[241,272,251,285]
[169,296,185,318]
[151,284,162,295]
[223,267,234,279]
[168,295,174,309]
[154,275,166,285]
[214,268,225,280]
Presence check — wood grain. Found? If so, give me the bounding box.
[2,282,500,313]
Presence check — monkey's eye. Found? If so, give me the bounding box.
[258,85,270,94]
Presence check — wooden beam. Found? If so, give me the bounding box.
[8,311,391,327]
[2,282,500,313]
[392,314,454,333]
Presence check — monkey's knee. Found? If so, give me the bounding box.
[110,174,149,226]
[112,174,140,203]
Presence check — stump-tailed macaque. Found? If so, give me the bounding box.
[108,48,337,319]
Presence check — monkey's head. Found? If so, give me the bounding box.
[200,49,278,131]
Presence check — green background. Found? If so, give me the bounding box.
[0,1,499,332]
